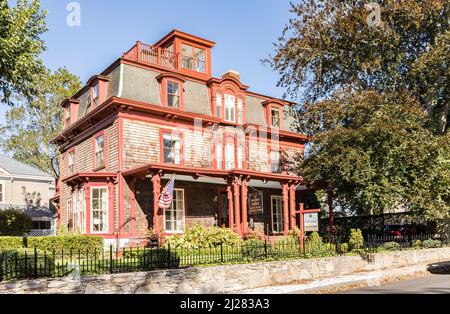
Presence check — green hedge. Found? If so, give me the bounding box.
[0,237,25,251]
[0,236,103,253]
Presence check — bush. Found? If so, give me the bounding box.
[288,226,302,239]
[0,209,33,236]
[381,242,401,251]
[164,226,240,249]
[242,230,265,241]
[340,243,349,254]
[0,249,55,281]
[241,239,267,260]
[304,232,336,257]
[412,239,422,249]
[422,239,442,249]
[26,236,103,256]
[348,229,364,251]
[0,237,25,250]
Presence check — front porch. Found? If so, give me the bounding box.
[122,164,322,242]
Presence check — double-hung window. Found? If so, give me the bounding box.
[270,150,283,173]
[167,81,180,108]
[91,187,108,233]
[95,134,105,169]
[271,108,280,128]
[165,189,185,232]
[163,133,182,165]
[68,151,75,175]
[92,84,99,107]
[216,142,223,170]
[237,144,244,169]
[65,107,71,128]
[271,196,283,234]
[224,94,235,122]
[225,142,235,170]
[216,93,223,118]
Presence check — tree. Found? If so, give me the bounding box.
[0,0,47,105]
[0,208,33,236]
[298,91,450,219]
[269,0,450,134]
[0,68,82,177]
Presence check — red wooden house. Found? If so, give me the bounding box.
[51,30,311,247]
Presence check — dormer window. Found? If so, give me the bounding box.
[271,108,280,128]
[181,43,205,73]
[92,84,99,107]
[167,81,180,108]
[224,94,236,122]
[84,90,91,116]
[216,93,223,118]
[65,107,71,127]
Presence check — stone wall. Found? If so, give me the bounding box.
[2,247,450,294]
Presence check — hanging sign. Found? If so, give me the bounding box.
[304,212,319,232]
[248,192,263,214]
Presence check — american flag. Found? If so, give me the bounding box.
[158,176,175,209]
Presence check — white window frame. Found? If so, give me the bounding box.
[164,188,186,233]
[216,142,223,170]
[225,142,235,170]
[95,135,105,168]
[237,98,243,124]
[224,94,236,122]
[167,81,180,108]
[271,108,280,128]
[90,187,109,234]
[216,93,223,118]
[162,133,182,165]
[271,195,284,234]
[68,151,75,175]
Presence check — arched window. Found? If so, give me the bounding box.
[224,93,236,122]
[216,93,223,118]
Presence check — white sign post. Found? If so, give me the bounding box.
[304,212,319,232]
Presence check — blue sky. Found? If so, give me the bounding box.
[0,0,293,124]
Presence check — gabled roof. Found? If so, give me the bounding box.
[0,155,54,179]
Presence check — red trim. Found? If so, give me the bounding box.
[160,78,185,110]
[92,130,107,171]
[66,148,76,178]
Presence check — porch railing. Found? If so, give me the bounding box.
[24,229,56,237]
[123,42,178,69]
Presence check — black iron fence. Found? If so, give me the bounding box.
[1,233,449,282]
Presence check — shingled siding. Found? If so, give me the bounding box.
[59,121,119,230]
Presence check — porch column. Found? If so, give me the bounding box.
[151,172,162,234]
[226,179,234,232]
[282,183,289,236]
[233,177,241,234]
[289,184,296,230]
[241,178,249,234]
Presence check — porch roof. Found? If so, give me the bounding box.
[123,163,303,183]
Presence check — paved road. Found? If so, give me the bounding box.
[338,274,450,294]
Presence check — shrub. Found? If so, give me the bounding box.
[422,239,442,249]
[26,236,103,256]
[412,239,422,249]
[0,249,55,281]
[288,226,302,239]
[241,239,267,260]
[242,230,265,241]
[340,243,349,254]
[381,242,401,251]
[164,226,240,249]
[348,229,364,251]
[0,209,33,236]
[0,236,25,250]
[303,232,336,257]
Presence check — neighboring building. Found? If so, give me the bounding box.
[0,155,56,236]
[51,30,311,247]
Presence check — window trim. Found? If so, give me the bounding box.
[93,131,106,171]
[268,146,286,174]
[158,74,186,110]
[163,188,186,234]
[264,103,284,129]
[67,148,76,177]
[271,195,284,235]
[0,182,3,203]
[180,42,206,74]
[160,129,184,166]
[90,186,109,235]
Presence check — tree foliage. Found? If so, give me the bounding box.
[0,68,82,177]
[270,1,450,219]
[0,0,47,104]
[0,208,33,236]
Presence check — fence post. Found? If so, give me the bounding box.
[34,246,38,279]
[264,239,268,258]
[109,244,113,274]
[220,242,224,263]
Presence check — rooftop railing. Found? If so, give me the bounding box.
[123,42,178,69]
